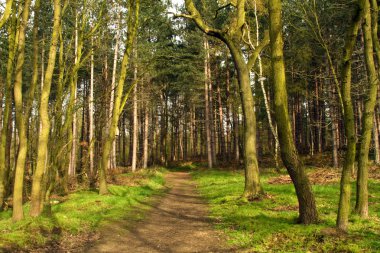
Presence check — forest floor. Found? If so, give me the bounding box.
[85,172,233,253]
[0,169,166,252]
[0,163,379,252]
[190,163,380,252]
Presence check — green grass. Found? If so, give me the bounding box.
[191,168,380,252]
[0,168,166,250]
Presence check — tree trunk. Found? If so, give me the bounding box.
[68,13,79,178]
[373,112,380,165]
[89,36,95,183]
[336,0,364,231]
[217,81,225,159]
[30,0,60,217]
[108,11,121,171]
[143,103,149,169]
[269,0,318,224]
[12,0,32,221]
[0,0,14,29]
[226,43,262,198]
[0,9,17,209]
[131,55,138,172]
[226,62,232,161]
[233,83,240,163]
[99,0,140,194]
[356,0,378,218]
[204,38,213,168]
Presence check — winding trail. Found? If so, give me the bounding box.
[86,172,232,253]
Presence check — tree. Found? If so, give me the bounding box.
[337,0,365,231]
[0,0,14,29]
[99,0,140,194]
[355,0,380,218]
[30,0,61,217]
[268,0,318,224]
[12,0,32,221]
[180,0,269,198]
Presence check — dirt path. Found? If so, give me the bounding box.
[86,172,232,253]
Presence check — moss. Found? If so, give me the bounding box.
[0,168,166,250]
[191,169,380,252]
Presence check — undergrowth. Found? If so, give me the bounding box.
[191,168,380,252]
[0,168,166,251]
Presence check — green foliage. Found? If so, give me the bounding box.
[191,169,380,252]
[0,169,166,250]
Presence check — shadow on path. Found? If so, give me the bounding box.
[85,172,234,253]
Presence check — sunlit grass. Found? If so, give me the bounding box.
[0,168,166,250]
[192,168,380,252]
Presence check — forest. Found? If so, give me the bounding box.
[0,0,379,252]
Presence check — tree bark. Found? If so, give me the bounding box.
[30,0,60,217]
[0,0,14,29]
[269,0,318,224]
[0,8,17,209]
[204,37,213,168]
[143,103,149,169]
[12,0,32,221]
[89,36,95,183]
[336,0,364,231]
[217,81,225,159]
[355,0,378,218]
[131,54,138,172]
[99,0,140,194]
[373,112,380,165]
[108,11,121,171]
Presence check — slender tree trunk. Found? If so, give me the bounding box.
[233,83,240,163]
[226,43,262,198]
[99,0,140,194]
[0,0,14,29]
[12,0,32,221]
[30,0,61,217]
[208,64,217,164]
[373,112,380,165]
[356,0,378,218]
[269,0,318,224]
[69,13,79,178]
[0,9,17,209]
[336,0,364,231]
[143,103,149,169]
[204,38,213,168]
[332,108,339,168]
[109,11,121,171]
[226,63,232,161]
[131,54,138,172]
[89,36,95,182]
[254,0,280,169]
[217,82,225,159]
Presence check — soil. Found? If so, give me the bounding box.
[84,172,233,253]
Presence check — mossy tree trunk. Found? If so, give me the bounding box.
[0,7,17,209]
[336,0,365,231]
[99,0,140,194]
[355,0,379,218]
[30,0,61,217]
[183,0,268,199]
[0,0,14,29]
[269,0,318,224]
[12,0,32,221]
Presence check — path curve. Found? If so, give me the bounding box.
[86,172,232,253]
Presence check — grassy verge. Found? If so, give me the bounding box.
[0,168,166,251]
[192,168,380,252]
